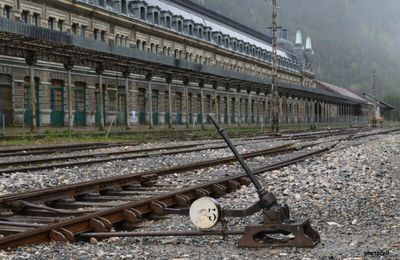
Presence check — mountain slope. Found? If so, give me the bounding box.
[191,0,400,119]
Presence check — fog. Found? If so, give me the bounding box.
[193,0,400,116]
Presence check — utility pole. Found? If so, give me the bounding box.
[372,61,378,127]
[270,0,279,133]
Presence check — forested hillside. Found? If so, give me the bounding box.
[192,0,400,119]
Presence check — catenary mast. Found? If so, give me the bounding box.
[270,0,279,133]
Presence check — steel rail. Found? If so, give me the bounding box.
[0,143,295,206]
[0,142,230,169]
[0,142,110,153]
[0,139,296,174]
[0,141,339,249]
[0,127,364,159]
[0,142,131,155]
[0,128,396,249]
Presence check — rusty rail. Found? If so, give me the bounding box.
[0,143,295,206]
[0,128,397,249]
[0,142,229,171]
[0,140,340,249]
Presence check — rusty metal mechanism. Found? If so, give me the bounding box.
[83,115,320,248]
[208,115,320,248]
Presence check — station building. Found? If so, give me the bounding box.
[0,0,372,130]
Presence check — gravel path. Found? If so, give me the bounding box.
[0,132,399,259]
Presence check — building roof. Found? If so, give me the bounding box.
[0,17,353,104]
[316,80,370,104]
[145,0,288,57]
[362,93,395,110]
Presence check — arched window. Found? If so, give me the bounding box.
[142,41,147,51]
[136,40,141,50]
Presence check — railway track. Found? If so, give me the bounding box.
[0,138,338,249]
[0,142,139,158]
[0,140,295,174]
[0,127,366,174]
[1,127,397,249]
[0,127,363,158]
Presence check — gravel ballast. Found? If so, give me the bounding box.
[0,132,399,259]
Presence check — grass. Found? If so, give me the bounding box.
[1,121,395,147]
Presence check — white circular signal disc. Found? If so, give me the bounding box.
[189,197,221,230]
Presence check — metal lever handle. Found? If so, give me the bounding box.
[209,115,267,198]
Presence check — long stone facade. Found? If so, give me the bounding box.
[0,0,369,129]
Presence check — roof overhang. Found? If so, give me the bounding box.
[0,17,360,104]
[362,93,395,110]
